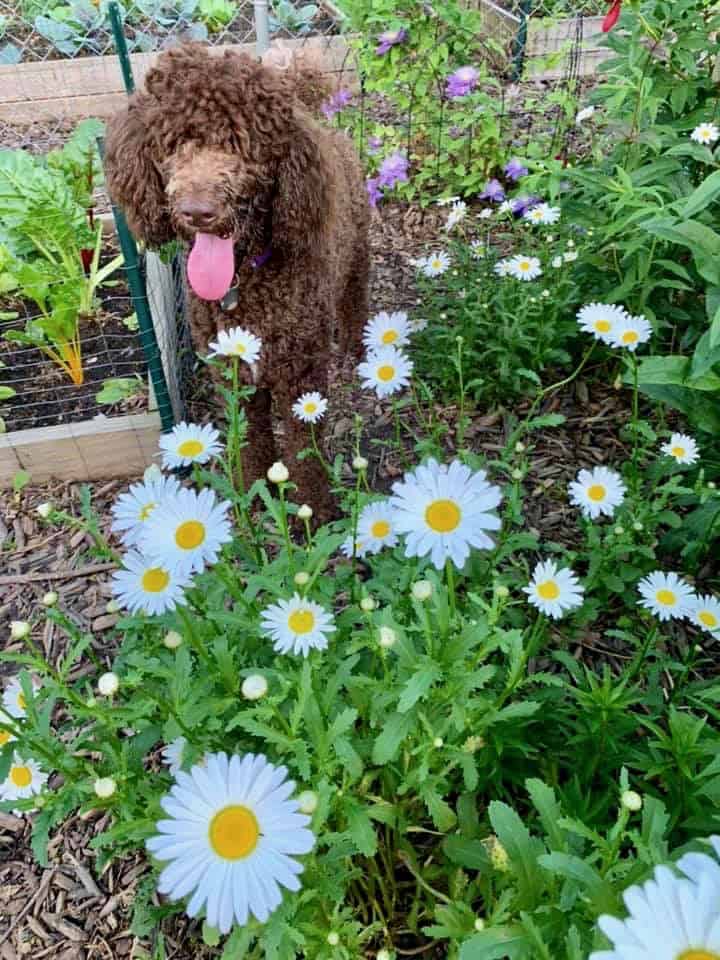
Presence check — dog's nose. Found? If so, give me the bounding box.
[178,200,217,228]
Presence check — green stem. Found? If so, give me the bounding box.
[277,484,295,571]
[309,423,332,478]
[445,558,457,620]
[176,605,212,668]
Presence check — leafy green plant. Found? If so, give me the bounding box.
[196,0,236,31]
[96,375,145,405]
[268,0,318,34]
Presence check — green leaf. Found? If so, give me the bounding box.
[538,852,617,914]
[13,469,30,493]
[372,711,414,764]
[525,778,565,852]
[443,835,491,871]
[0,385,16,400]
[459,926,530,960]
[679,170,720,219]
[96,377,143,405]
[345,800,377,856]
[202,923,221,947]
[488,801,546,908]
[397,663,441,713]
[421,783,457,832]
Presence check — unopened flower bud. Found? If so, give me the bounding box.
[511,468,523,481]
[614,525,625,536]
[708,481,716,490]
[378,626,397,648]
[411,580,433,602]
[490,837,509,872]
[377,951,392,960]
[463,735,485,753]
[433,736,444,748]
[494,585,509,599]
[633,521,643,532]
[352,455,369,471]
[326,932,340,946]
[94,776,116,799]
[474,918,485,932]
[297,504,313,520]
[267,461,289,484]
[98,672,119,697]
[36,502,53,520]
[42,591,58,607]
[294,571,310,587]
[297,789,318,814]
[241,674,268,701]
[360,596,376,612]
[621,790,642,812]
[164,630,182,649]
[514,441,525,452]
[10,621,30,640]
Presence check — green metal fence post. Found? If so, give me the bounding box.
[108,1,135,94]
[511,0,533,83]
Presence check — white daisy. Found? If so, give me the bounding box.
[551,255,563,268]
[445,201,467,231]
[576,303,628,344]
[207,326,262,364]
[568,466,626,520]
[609,314,652,351]
[691,122,720,145]
[0,710,15,749]
[688,595,720,636]
[494,259,511,277]
[470,240,487,259]
[524,203,560,225]
[523,559,584,619]
[159,422,223,470]
[110,474,181,547]
[260,593,336,657]
[292,392,328,425]
[362,311,412,350]
[408,316,428,333]
[140,488,233,575]
[146,752,314,933]
[420,251,451,277]
[478,208,493,220]
[676,834,720,887]
[563,249,579,262]
[389,459,502,570]
[162,736,187,776]
[661,432,700,466]
[340,536,368,559]
[0,754,48,808]
[356,500,398,554]
[506,255,542,281]
[436,195,461,206]
[2,676,40,720]
[589,864,720,960]
[637,570,694,621]
[575,105,595,124]
[357,346,413,399]
[111,551,193,616]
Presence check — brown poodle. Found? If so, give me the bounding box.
[104,43,369,518]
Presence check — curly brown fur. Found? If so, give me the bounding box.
[105,44,369,519]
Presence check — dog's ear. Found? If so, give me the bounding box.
[104,94,173,248]
[272,114,331,259]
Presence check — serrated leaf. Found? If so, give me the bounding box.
[488,801,546,908]
[372,711,414,764]
[525,778,565,852]
[538,852,617,913]
[397,663,441,713]
[345,800,377,856]
[459,925,530,960]
[443,835,490,870]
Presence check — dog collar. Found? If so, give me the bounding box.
[220,245,272,312]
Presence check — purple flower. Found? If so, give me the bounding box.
[367,177,383,208]
[510,195,541,216]
[445,65,479,99]
[377,152,409,189]
[367,136,383,155]
[375,27,407,55]
[504,158,528,181]
[479,178,505,203]
[321,88,353,121]
[448,125,463,140]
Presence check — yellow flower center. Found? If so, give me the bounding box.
[698,610,719,629]
[139,501,157,522]
[656,589,676,606]
[177,439,204,458]
[304,402,317,414]
[537,580,560,600]
[371,520,391,538]
[622,330,639,344]
[141,568,170,593]
[425,499,461,533]
[431,259,442,269]
[175,520,206,551]
[209,804,260,860]
[0,730,12,746]
[10,765,32,788]
[16,691,26,710]
[519,260,531,271]
[231,342,246,355]
[677,951,720,960]
[587,484,606,502]
[594,319,611,333]
[671,446,686,459]
[382,329,398,344]
[377,365,396,382]
[288,609,315,634]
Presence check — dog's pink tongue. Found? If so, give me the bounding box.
[187,233,235,301]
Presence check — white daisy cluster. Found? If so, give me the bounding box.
[576,302,652,351]
[0,675,48,812]
[357,309,416,399]
[524,203,560,226]
[690,121,720,145]
[494,255,543,281]
[637,570,720,635]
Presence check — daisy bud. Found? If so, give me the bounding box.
[411,580,433,602]
[494,585,510,599]
[97,672,119,697]
[377,951,392,960]
[567,239,574,247]
[94,776,117,799]
[614,525,625,535]
[42,591,58,607]
[490,837,509,872]
[10,621,30,640]
[621,789,642,812]
[514,441,525,452]
[633,521,643,532]
[378,626,397,648]
[474,918,486,932]
[360,596,376,612]
[297,789,318,815]
[327,932,340,947]
[708,481,716,490]
[36,501,53,520]
[294,571,310,587]
[297,504,313,520]
[352,455,369,471]
[613,374,623,390]
[511,468,523,481]
[163,630,182,649]
[241,674,268,701]
[546,235,554,243]
[433,736,444,748]
[267,461,289,484]
[105,599,120,614]
[143,463,163,483]
[541,289,550,298]
[463,735,485,753]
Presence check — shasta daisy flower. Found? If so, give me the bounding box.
[162,736,187,776]
[445,201,467,231]
[2,676,40,720]
[576,302,628,343]
[147,752,314,933]
[494,259,511,277]
[470,240,487,259]
[207,326,262,364]
[141,488,233,575]
[357,346,413,398]
[610,314,652,351]
[691,122,720,145]
[110,474,181,547]
[0,754,48,808]
[676,834,720,887]
[637,570,694,621]
[523,559,584,619]
[507,255,542,281]
[420,251,451,277]
[357,500,398,554]
[661,432,700,466]
[340,536,367,559]
[688,594,720,635]
[111,551,193,616]
[292,392,328,424]
[389,459,502,570]
[568,466,626,520]
[159,422,223,470]
[524,203,560,225]
[362,311,411,350]
[260,593,336,657]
